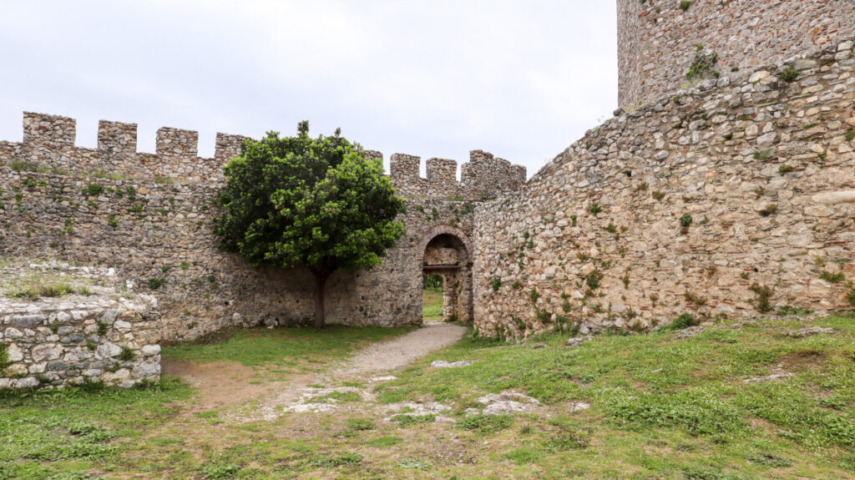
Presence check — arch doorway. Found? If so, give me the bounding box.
[418,227,473,323]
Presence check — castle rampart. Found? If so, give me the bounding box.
[617,0,855,109]
[475,35,855,338]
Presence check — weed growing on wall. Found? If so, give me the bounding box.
[0,343,8,375]
[778,66,799,83]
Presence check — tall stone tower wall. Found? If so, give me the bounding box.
[617,0,855,109]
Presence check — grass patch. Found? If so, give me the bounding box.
[5,316,855,478]
[162,326,411,367]
[456,414,513,434]
[423,288,444,322]
[367,436,402,448]
[316,391,361,403]
[390,414,436,427]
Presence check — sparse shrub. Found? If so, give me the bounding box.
[180,261,190,270]
[846,284,855,306]
[754,149,775,161]
[779,164,794,174]
[97,320,109,336]
[680,0,692,11]
[603,222,618,233]
[555,315,580,336]
[586,269,604,290]
[652,191,666,201]
[84,183,104,197]
[670,313,696,330]
[147,278,166,290]
[200,463,241,479]
[749,283,774,313]
[391,414,435,427]
[680,214,693,228]
[530,288,540,304]
[846,131,855,142]
[456,414,513,434]
[346,418,375,431]
[107,215,118,230]
[759,204,778,217]
[684,291,708,307]
[118,346,135,362]
[588,202,603,215]
[0,343,8,375]
[778,66,799,83]
[687,45,718,80]
[511,316,526,332]
[820,271,845,283]
[544,429,591,451]
[636,182,649,192]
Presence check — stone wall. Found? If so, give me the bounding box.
[0,264,161,389]
[0,112,248,184]
[617,0,855,109]
[0,116,523,344]
[391,150,526,201]
[474,37,855,337]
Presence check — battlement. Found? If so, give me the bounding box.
[0,112,249,183]
[389,149,526,201]
[0,112,526,201]
[23,112,76,146]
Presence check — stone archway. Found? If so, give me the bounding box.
[417,226,473,323]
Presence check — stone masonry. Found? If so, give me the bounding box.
[473,36,855,337]
[0,108,525,391]
[0,263,161,389]
[2,2,854,390]
[617,0,855,110]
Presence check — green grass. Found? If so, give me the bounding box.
[4,316,855,478]
[0,378,191,480]
[422,288,444,322]
[162,326,411,367]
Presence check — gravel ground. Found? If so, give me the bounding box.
[231,322,467,422]
[334,322,467,378]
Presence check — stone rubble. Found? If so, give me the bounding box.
[784,326,835,338]
[430,360,476,369]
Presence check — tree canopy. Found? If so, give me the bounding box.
[215,122,406,328]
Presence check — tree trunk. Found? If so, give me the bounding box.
[313,271,329,329]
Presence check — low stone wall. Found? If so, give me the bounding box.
[474,37,855,337]
[1,295,161,390]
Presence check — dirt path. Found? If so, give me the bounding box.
[334,322,467,378]
[165,322,467,422]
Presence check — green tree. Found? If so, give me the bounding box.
[215,122,406,329]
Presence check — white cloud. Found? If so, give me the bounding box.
[0,0,617,177]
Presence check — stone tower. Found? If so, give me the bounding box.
[617,0,855,109]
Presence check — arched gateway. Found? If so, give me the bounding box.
[417,226,473,323]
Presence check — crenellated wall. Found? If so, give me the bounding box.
[0,112,248,183]
[0,112,524,359]
[475,36,855,338]
[389,150,526,201]
[617,0,855,109]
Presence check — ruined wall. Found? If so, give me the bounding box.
[617,0,855,109]
[475,37,855,337]
[0,263,161,390]
[0,114,523,344]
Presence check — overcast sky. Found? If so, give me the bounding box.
[0,1,618,178]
